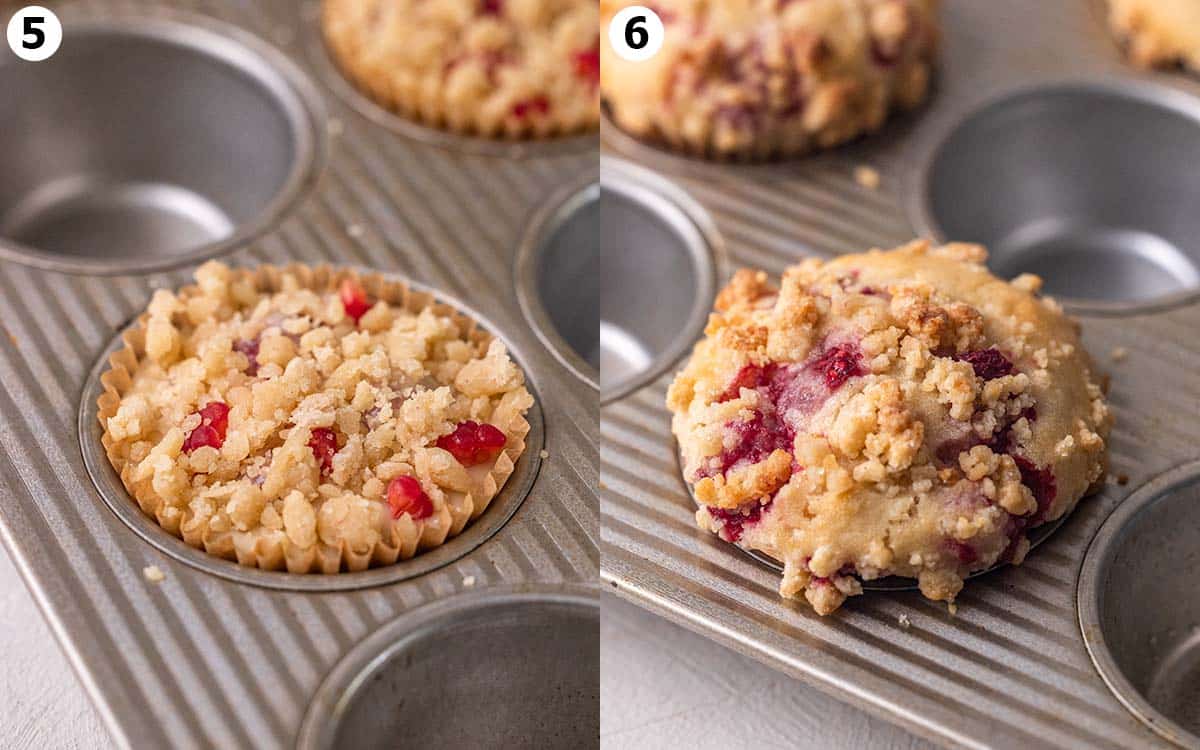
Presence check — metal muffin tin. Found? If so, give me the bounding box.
[601,0,1200,747]
[0,1,597,747]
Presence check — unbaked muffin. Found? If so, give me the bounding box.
[667,241,1111,614]
[1108,0,1200,74]
[99,262,533,573]
[322,0,600,138]
[601,0,939,159]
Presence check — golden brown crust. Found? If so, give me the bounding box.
[669,241,1111,614]
[601,0,940,159]
[1109,0,1200,73]
[323,0,599,138]
[99,262,533,573]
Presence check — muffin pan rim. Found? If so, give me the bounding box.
[77,267,546,592]
[0,11,328,276]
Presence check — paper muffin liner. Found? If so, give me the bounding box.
[97,263,531,574]
[320,0,599,141]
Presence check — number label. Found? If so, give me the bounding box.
[608,6,664,63]
[7,6,62,61]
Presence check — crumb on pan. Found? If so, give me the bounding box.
[539,449,549,459]
[854,166,881,190]
[898,613,911,629]
[143,565,166,583]
[1111,346,1128,363]
[462,575,476,587]
[1117,473,1130,486]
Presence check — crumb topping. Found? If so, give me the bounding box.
[101,262,533,573]
[668,241,1111,614]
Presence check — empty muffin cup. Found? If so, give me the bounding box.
[916,81,1200,309]
[1079,462,1200,747]
[516,176,601,388]
[296,588,599,750]
[600,159,719,402]
[0,15,322,274]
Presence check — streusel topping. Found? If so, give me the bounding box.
[323,0,600,138]
[101,262,533,573]
[601,0,939,159]
[668,241,1111,614]
[1109,0,1200,73]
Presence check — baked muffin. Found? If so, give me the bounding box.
[322,0,600,138]
[601,0,939,159]
[99,262,534,573]
[667,241,1111,614]
[1108,0,1200,73]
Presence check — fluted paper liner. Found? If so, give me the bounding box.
[97,264,530,574]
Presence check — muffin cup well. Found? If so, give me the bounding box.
[295,587,599,750]
[516,176,600,389]
[1080,461,1200,748]
[0,14,323,274]
[913,80,1200,312]
[599,158,721,403]
[84,264,542,590]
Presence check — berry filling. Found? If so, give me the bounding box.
[437,421,507,466]
[339,278,372,324]
[387,475,433,520]
[1014,455,1057,522]
[573,45,599,85]
[944,538,979,565]
[703,340,864,479]
[308,427,338,475]
[182,402,231,453]
[954,348,1015,381]
[233,338,260,376]
[479,0,502,15]
[707,500,771,543]
[512,96,550,119]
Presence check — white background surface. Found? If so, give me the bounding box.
[1,542,931,749]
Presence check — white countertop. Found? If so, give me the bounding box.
[2,542,932,749]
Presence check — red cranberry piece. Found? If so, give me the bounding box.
[716,363,765,402]
[308,427,338,475]
[182,402,230,453]
[387,475,433,520]
[573,45,599,85]
[1014,456,1057,522]
[944,539,978,565]
[707,500,770,543]
[808,343,864,390]
[436,421,507,466]
[511,96,550,119]
[480,0,503,14]
[955,348,1015,380]
[233,338,260,376]
[339,278,372,324]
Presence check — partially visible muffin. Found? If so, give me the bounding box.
[100,262,534,573]
[601,0,939,159]
[323,0,600,138]
[667,241,1111,614]
[1108,0,1200,73]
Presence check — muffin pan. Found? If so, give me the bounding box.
[598,159,721,403]
[601,0,1200,747]
[296,586,598,749]
[0,1,596,747]
[0,14,324,274]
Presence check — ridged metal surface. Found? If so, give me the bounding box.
[601,1,1200,747]
[0,1,597,748]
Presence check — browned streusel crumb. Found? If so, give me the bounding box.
[1117,473,1130,486]
[854,165,882,190]
[100,262,533,574]
[1108,0,1200,73]
[1111,347,1128,363]
[601,0,939,159]
[323,0,600,139]
[668,240,1111,615]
